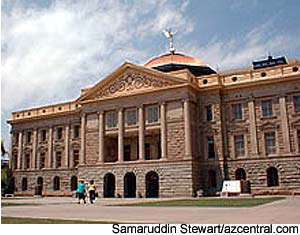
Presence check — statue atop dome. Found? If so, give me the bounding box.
[163,28,176,54]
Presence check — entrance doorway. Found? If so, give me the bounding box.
[124,172,136,198]
[36,177,43,196]
[103,173,115,198]
[145,171,159,198]
[235,168,251,193]
[70,176,78,191]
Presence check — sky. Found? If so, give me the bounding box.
[1,0,300,149]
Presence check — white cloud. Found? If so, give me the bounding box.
[1,0,192,146]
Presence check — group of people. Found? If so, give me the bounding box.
[76,180,97,204]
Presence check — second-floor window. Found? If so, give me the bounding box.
[265,132,276,155]
[207,136,215,159]
[297,130,300,151]
[41,130,47,142]
[106,111,117,128]
[25,153,30,169]
[232,103,243,120]
[146,105,159,124]
[206,104,213,121]
[293,96,300,112]
[73,125,80,138]
[73,149,79,167]
[40,152,46,169]
[26,131,32,144]
[234,135,245,157]
[126,109,138,126]
[261,100,273,117]
[56,127,63,140]
[55,151,62,168]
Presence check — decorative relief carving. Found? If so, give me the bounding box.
[94,73,173,99]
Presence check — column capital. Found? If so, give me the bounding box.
[97,110,104,115]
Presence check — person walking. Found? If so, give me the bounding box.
[88,180,97,204]
[77,180,86,204]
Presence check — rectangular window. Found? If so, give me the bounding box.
[13,134,19,145]
[232,103,243,120]
[294,96,300,112]
[40,153,45,169]
[25,154,30,169]
[265,132,276,155]
[56,127,63,140]
[145,143,151,160]
[56,151,62,168]
[261,100,273,117]
[297,130,300,151]
[124,145,131,161]
[126,109,138,126]
[234,135,245,157]
[207,136,215,159]
[73,150,79,167]
[206,105,213,121]
[26,131,32,144]
[146,105,159,124]
[41,130,47,142]
[13,154,18,169]
[105,111,117,128]
[73,125,80,138]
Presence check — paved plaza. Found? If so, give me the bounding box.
[2,196,300,223]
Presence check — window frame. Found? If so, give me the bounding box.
[207,136,216,159]
[293,95,300,113]
[146,105,160,124]
[234,134,245,157]
[206,104,213,122]
[232,103,243,120]
[261,99,273,117]
[105,111,118,129]
[125,108,138,127]
[264,131,276,155]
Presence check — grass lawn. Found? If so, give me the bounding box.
[116,197,285,207]
[1,217,116,224]
[1,202,40,207]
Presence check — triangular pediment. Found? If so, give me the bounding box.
[78,62,188,102]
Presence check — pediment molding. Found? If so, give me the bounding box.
[79,63,187,102]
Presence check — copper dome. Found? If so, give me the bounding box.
[144,53,215,76]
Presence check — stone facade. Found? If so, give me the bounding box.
[8,59,300,197]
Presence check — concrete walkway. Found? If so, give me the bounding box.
[2,197,300,223]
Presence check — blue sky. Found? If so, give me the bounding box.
[1,0,300,149]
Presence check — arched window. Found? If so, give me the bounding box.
[70,176,78,191]
[22,178,28,191]
[53,176,60,191]
[267,167,279,187]
[235,168,246,180]
[208,170,217,188]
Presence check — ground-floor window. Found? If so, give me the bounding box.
[21,177,28,191]
[53,176,60,191]
[145,171,159,198]
[70,176,78,191]
[235,168,246,180]
[267,167,279,187]
[208,169,217,188]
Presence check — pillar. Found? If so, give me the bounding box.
[98,111,104,163]
[80,114,86,164]
[17,131,23,170]
[118,109,124,162]
[47,127,53,168]
[138,106,145,161]
[160,102,167,159]
[31,128,37,169]
[279,95,291,153]
[184,99,192,158]
[248,99,259,155]
[64,125,70,167]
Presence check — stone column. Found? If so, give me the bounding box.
[47,127,53,168]
[138,106,145,161]
[98,111,104,163]
[17,131,23,170]
[184,99,192,158]
[80,114,86,165]
[279,96,291,153]
[160,102,167,159]
[118,109,124,162]
[64,125,69,168]
[248,99,259,155]
[31,129,37,169]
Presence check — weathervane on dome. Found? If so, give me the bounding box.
[163,28,176,54]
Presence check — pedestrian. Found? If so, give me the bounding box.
[88,180,97,204]
[76,180,86,204]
